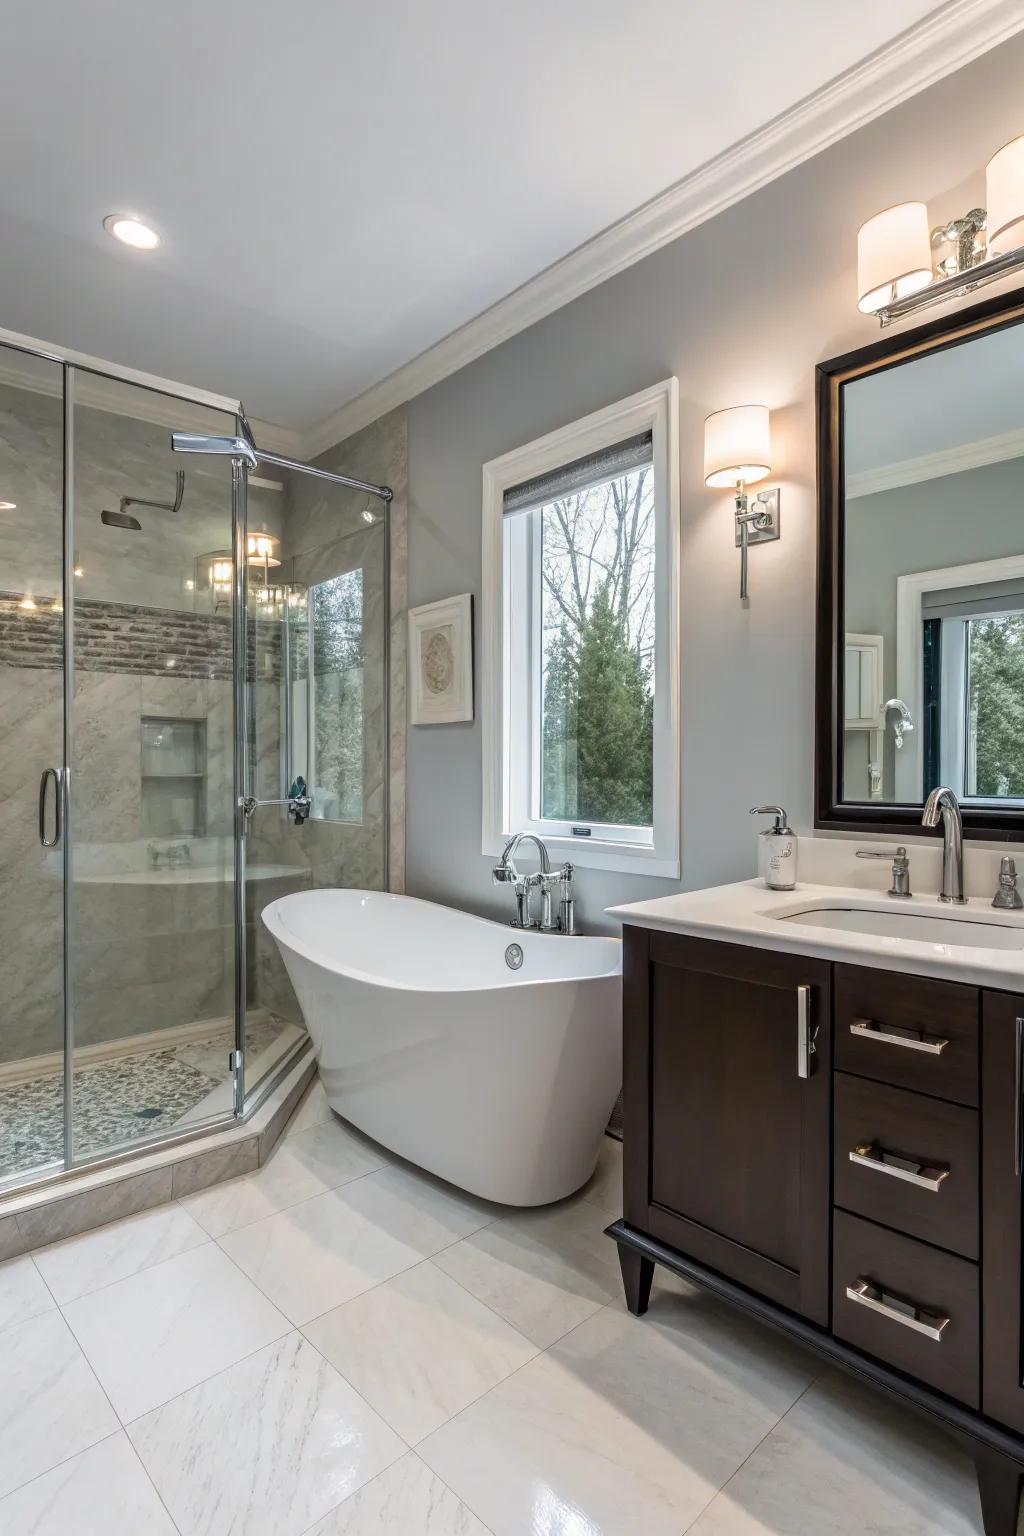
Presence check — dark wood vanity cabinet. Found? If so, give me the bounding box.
[611,925,1024,1536]
[623,929,831,1323]
[981,992,1024,1436]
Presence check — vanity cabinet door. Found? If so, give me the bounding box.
[982,990,1024,1434]
[623,927,831,1324]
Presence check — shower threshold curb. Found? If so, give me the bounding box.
[0,1046,315,1258]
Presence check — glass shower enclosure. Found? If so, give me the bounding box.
[0,333,390,1195]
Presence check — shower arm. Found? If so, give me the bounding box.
[121,469,185,516]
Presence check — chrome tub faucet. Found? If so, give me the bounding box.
[492,832,576,934]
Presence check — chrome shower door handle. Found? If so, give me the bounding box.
[797,985,813,1079]
[38,766,62,848]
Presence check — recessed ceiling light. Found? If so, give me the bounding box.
[0,500,15,510]
[103,214,160,250]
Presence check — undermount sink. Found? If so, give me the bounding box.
[777,904,1024,951]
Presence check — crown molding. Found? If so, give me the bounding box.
[299,0,1024,460]
[847,426,1024,498]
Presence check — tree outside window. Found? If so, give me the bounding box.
[539,465,655,827]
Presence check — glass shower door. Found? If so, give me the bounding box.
[0,344,66,1185]
[67,371,242,1161]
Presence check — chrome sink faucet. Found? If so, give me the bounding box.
[922,786,967,905]
[492,832,576,934]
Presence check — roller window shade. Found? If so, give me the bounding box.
[502,431,653,518]
[922,577,1024,621]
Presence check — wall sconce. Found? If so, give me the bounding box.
[704,405,779,602]
[857,132,1024,325]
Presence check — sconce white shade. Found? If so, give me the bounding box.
[987,135,1024,256]
[704,405,771,488]
[857,202,932,314]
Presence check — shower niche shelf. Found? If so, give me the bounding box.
[141,715,208,837]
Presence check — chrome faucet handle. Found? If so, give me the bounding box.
[856,846,912,899]
[993,856,1024,911]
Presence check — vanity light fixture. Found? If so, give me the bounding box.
[102,214,160,250]
[857,132,1024,325]
[703,405,779,603]
[0,500,15,511]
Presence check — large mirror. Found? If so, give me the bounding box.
[816,291,1024,835]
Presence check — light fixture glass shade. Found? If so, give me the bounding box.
[210,557,233,591]
[987,135,1024,256]
[857,202,932,314]
[247,531,281,567]
[704,405,772,488]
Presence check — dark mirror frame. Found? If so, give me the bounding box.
[815,285,1024,840]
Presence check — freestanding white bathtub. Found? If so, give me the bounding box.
[262,889,622,1205]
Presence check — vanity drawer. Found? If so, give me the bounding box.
[833,1074,978,1258]
[833,1210,979,1407]
[834,965,978,1107]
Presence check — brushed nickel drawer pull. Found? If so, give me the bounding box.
[849,1018,949,1055]
[797,985,813,1079]
[849,1142,949,1192]
[845,1278,950,1341]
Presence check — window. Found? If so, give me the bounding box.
[922,577,1024,805]
[481,380,679,876]
[289,568,365,822]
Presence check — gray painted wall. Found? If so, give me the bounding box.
[399,35,1024,934]
[845,456,1024,797]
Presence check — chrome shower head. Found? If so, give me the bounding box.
[171,432,258,470]
[101,508,142,531]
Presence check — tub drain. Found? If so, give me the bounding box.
[504,942,524,971]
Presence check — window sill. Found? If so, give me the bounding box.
[485,834,680,880]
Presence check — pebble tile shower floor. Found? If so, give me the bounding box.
[0,1016,292,1177]
[0,1079,992,1534]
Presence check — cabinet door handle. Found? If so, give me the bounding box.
[849,1017,948,1055]
[797,985,813,1079]
[38,767,62,849]
[849,1142,949,1192]
[1014,1016,1023,1180]
[845,1278,950,1341]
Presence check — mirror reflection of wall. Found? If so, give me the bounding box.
[841,321,1024,806]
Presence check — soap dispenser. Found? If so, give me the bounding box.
[750,805,798,890]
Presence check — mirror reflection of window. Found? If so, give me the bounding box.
[302,569,364,824]
[840,320,1024,806]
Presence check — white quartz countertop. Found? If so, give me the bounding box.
[607,879,1024,989]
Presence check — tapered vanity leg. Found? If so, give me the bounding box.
[618,1245,654,1316]
[973,1445,1023,1536]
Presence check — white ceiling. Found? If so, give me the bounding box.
[845,322,1024,474]
[0,1,955,431]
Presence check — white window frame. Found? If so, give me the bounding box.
[896,553,1024,802]
[481,378,680,878]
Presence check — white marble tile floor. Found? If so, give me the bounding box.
[0,1082,989,1535]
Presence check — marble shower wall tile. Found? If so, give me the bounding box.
[0,666,64,1063]
[15,1164,174,1250]
[0,1215,26,1262]
[170,1135,260,1199]
[0,380,243,613]
[71,672,143,842]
